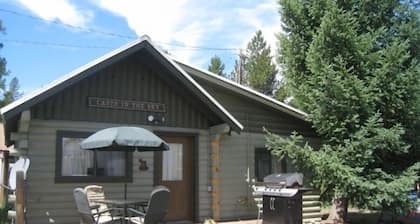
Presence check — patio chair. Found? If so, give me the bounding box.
[126,185,170,224]
[74,188,122,224]
[84,185,111,214]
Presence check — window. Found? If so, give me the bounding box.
[255,148,272,182]
[162,143,183,181]
[55,131,132,183]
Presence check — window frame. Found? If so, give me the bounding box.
[55,130,132,183]
[254,147,272,182]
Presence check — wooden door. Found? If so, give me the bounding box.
[155,136,193,221]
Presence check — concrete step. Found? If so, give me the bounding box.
[302,217,322,224]
[303,206,321,213]
[303,195,320,201]
[303,200,321,207]
[303,212,323,219]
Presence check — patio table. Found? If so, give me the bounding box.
[94,199,148,223]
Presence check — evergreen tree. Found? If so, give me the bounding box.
[244,30,277,96]
[2,77,22,107]
[230,59,240,83]
[274,79,292,104]
[0,21,7,96]
[0,21,22,107]
[267,0,420,221]
[207,55,226,77]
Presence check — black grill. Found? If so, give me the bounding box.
[256,173,308,224]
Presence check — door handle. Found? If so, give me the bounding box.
[272,198,275,210]
[270,197,275,210]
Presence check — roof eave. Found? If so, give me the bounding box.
[173,59,308,122]
[145,42,244,132]
[1,37,150,120]
[0,36,244,133]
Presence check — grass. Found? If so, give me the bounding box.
[322,207,420,224]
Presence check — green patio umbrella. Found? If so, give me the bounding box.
[80,126,169,151]
[80,126,169,199]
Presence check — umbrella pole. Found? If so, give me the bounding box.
[124,183,127,200]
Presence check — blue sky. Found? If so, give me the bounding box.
[0,0,282,94]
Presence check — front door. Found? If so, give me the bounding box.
[155,136,194,221]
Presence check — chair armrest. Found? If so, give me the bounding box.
[93,207,123,217]
[133,201,148,212]
[127,208,146,217]
[90,204,100,212]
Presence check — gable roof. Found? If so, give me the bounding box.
[174,59,308,121]
[0,36,244,132]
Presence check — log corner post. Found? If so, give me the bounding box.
[0,150,9,223]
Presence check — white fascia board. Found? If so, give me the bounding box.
[0,37,148,116]
[0,36,244,132]
[172,58,308,121]
[148,41,244,131]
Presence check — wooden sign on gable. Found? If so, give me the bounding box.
[88,97,166,113]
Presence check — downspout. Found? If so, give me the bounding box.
[245,112,251,206]
[209,123,230,221]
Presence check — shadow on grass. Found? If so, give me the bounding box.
[344,211,420,224]
[346,211,381,224]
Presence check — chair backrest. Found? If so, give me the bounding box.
[73,188,95,224]
[84,185,105,202]
[84,185,109,214]
[144,185,170,224]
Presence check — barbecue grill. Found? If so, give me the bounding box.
[253,173,309,224]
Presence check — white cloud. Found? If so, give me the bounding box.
[14,0,281,66]
[94,0,188,43]
[235,0,281,54]
[94,0,203,62]
[15,0,92,27]
[171,22,205,62]
[170,18,224,62]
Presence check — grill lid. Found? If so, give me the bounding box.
[263,173,303,187]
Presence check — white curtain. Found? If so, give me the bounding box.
[62,137,93,176]
[162,143,183,181]
[61,137,126,177]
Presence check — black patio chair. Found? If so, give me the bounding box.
[73,188,123,224]
[126,186,170,224]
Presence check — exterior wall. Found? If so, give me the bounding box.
[26,119,211,224]
[218,132,272,220]
[31,52,219,129]
[196,80,316,137]
[16,52,321,223]
[218,132,320,220]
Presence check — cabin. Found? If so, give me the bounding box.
[0,36,318,224]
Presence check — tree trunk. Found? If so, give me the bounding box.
[325,197,348,224]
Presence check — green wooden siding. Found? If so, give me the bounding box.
[25,120,211,224]
[31,52,220,130]
[218,132,319,220]
[195,79,315,137]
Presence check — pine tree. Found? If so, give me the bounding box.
[0,21,22,107]
[2,77,22,107]
[244,30,277,96]
[207,55,226,77]
[0,21,7,95]
[268,0,420,221]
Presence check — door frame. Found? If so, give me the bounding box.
[153,132,199,222]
